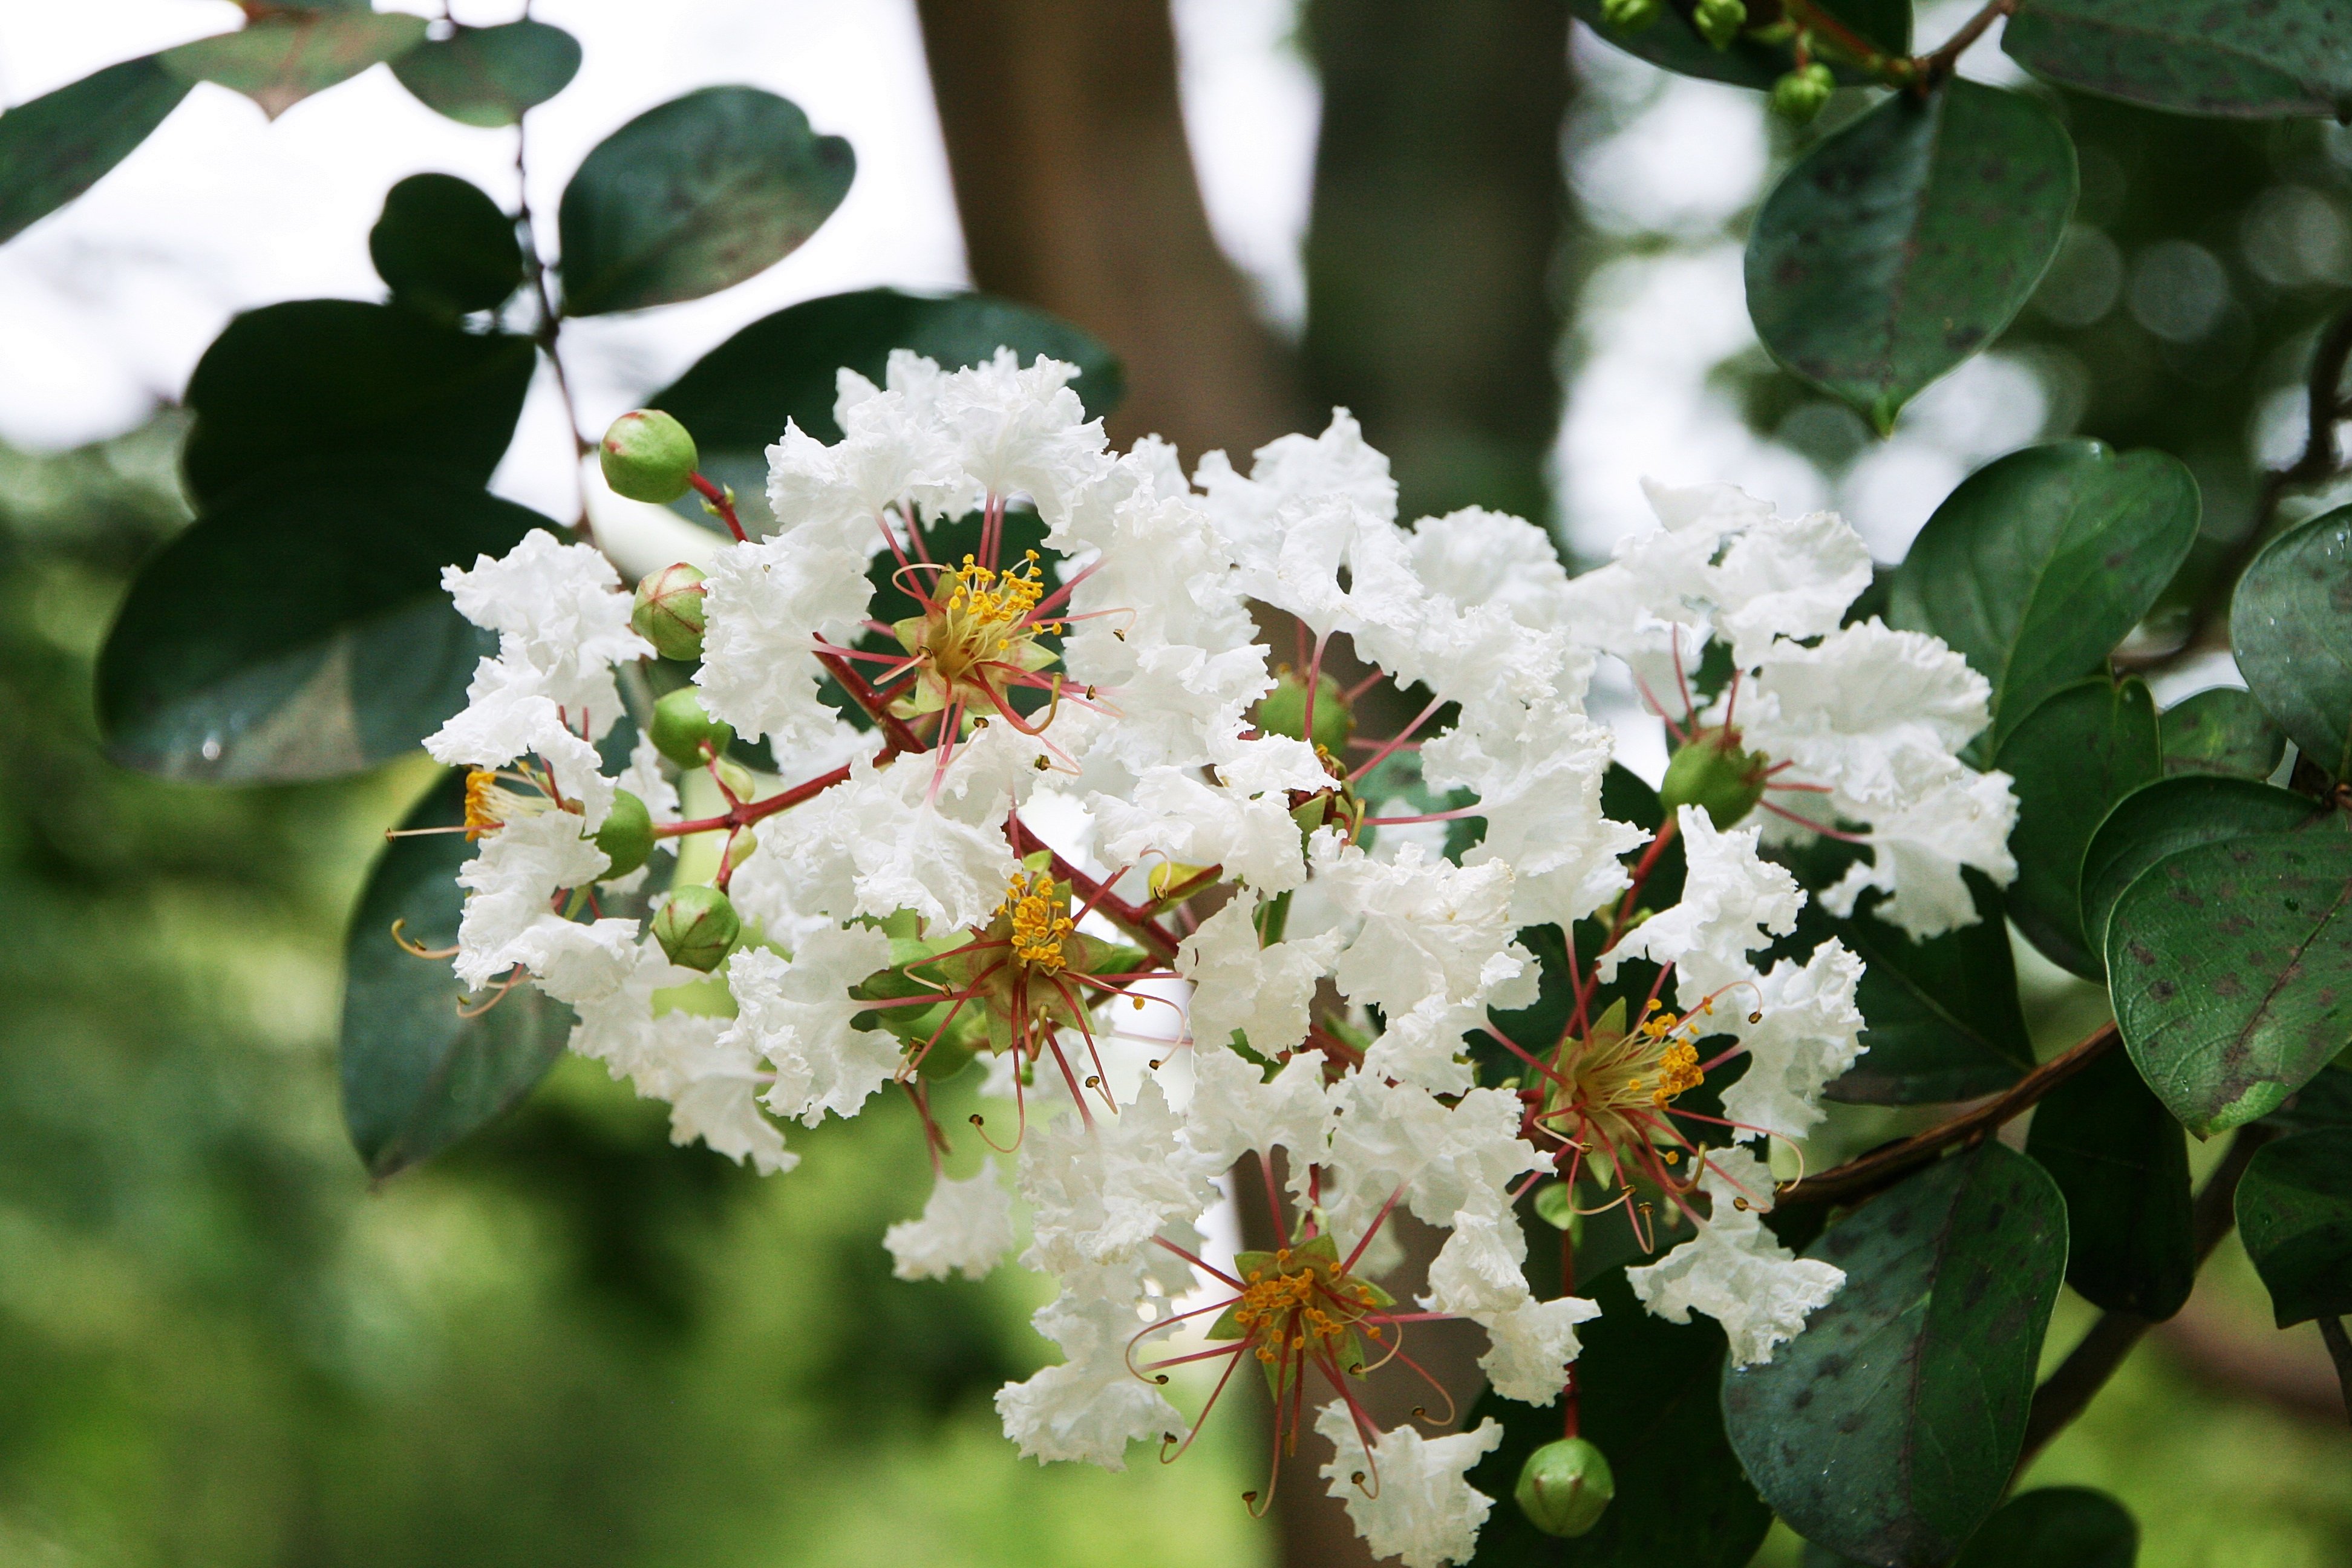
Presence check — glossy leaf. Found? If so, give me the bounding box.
[97,463,543,783]
[2267,1062,2352,1134]
[1723,1144,2067,1568]
[557,86,853,316]
[2026,1045,2195,1319]
[1956,1488,2138,1568]
[1745,80,2076,430]
[2160,685,2288,780]
[160,11,427,120]
[2233,505,2352,780]
[2004,0,2352,119]
[370,173,523,318]
[341,769,574,1178]
[0,55,192,246]
[2111,831,2352,1135]
[1569,0,1910,90]
[2236,1129,2352,1326]
[1996,677,2162,978]
[1889,442,2200,752]
[390,19,582,128]
[181,299,535,508]
[1816,877,2036,1106]
[1466,1271,1767,1568]
[2079,775,2327,961]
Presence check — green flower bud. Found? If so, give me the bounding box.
[1658,726,1768,829]
[1694,0,1747,49]
[650,687,734,768]
[599,409,699,504]
[720,825,759,878]
[632,562,708,661]
[1256,668,1353,753]
[1771,62,1835,124]
[1599,0,1661,29]
[654,885,740,972]
[594,789,655,881]
[1515,1437,1615,1539]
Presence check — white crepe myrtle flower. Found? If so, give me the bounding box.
[1178,1047,1336,1169]
[1310,832,1535,1018]
[998,1260,1190,1469]
[720,928,902,1128]
[886,1158,1016,1281]
[1316,1401,1504,1568]
[451,808,636,1001]
[1177,895,1343,1059]
[1715,940,1867,1145]
[1599,806,1801,998]
[1626,1149,1844,1365]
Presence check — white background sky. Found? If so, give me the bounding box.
[0,0,2040,563]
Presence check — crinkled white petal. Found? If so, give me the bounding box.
[996,1261,1186,1470]
[1601,806,1801,999]
[1315,1402,1503,1568]
[452,809,613,990]
[1406,506,1577,631]
[1093,769,1312,893]
[1626,1149,1843,1365]
[756,751,1022,932]
[1310,832,1530,1018]
[615,733,680,832]
[1423,699,1641,929]
[1020,1080,1219,1276]
[694,524,876,753]
[1177,895,1341,1058]
[1180,1047,1335,1168]
[721,928,901,1128]
[1823,768,2020,940]
[1718,941,1867,1144]
[1708,506,1872,668]
[440,528,650,735]
[1739,619,1991,813]
[1327,1076,1546,1229]
[886,1158,1016,1281]
[1474,1294,1602,1406]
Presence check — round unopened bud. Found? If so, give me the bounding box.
[1515,1438,1615,1539]
[1599,0,1661,30]
[1658,727,1768,829]
[655,885,740,972]
[1771,62,1835,123]
[650,687,734,768]
[1694,0,1747,49]
[633,562,708,661]
[594,789,655,881]
[1256,669,1353,753]
[599,409,699,503]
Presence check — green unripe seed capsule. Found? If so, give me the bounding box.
[594,789,655,881]
[1658,727,1769,830]
[1515,1438,1615,1539]
[1694,0,1747,48]
[650,687,734,768]
[1599,0,1661,29]
[599,409,700,504]
[1256,669,1353,753]
[655,885,740,972]
[632,562,708,661]
[1771,62,1835,124]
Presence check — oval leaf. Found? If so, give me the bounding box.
[181,299,535,508]
[370,173,523,318]
[1746,79,2077,430]
[97,463,545,782]
[1954,1487,2138,1568]
[1888,441,2200,751]
[2111,830,2352,1136]
[1465,1270,1768,1568]
[342,769,575,1178]
[389,19,582,128]
[160,11,427,120]
[2080,775,2327,962]
[2236,1128,2352,1326]
[0,54,193,246]
[1815,875,2036,1106]
[557,86,854,317]
[1995,676,2162,978]
[2160,685,2287,780]
[2004,0,2352,119]
[1722,1143,2068,1568]
[2025,1045,2195,1319]
[1570,0,1910,90]
[2233,504,2352,781]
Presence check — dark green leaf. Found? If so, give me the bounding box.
[159,11,426,120]
[370,173,523,318]
[2267,1062,2352,1133]
[341,769,574,1178]
[1722,1145,2068,1568]
[1745,79,2077,430]
[1569,0,1910,90]
[2026,1045,2195,1318]
[557,86,853,316]
[0,55,192,246]
[1888,442,2200,750]
[390,19,582,128]
[2079,775,2328,961]
[97,462,544,783]
[1466,1270,1768,1568]
[2236,1129,2352,1326]
[2161,685,2288,780]
[2233,504,2352,780]
[2111,831,2352,1135]
[1996,676,2162,978]
[1954,1487,2138,1568]
[2004,0,2352,119]
[1816,875,2036,1106]
[181,299,535,508]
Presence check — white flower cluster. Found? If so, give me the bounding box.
[416,350,2016,1567]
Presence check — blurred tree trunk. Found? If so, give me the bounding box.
[1303,0,1573,526]
[913,0,1300,458]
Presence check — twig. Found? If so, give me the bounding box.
[1778,1022,2119,1207]
[1911,0,2016,89]
[2010,1123,2273,1477]
[514,117,592,539]
[814,648,927,756]
[2319,1317,2352,1426]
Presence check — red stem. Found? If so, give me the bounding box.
[689,471,747,543]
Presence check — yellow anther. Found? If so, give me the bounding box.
[1001,871,1077,972]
